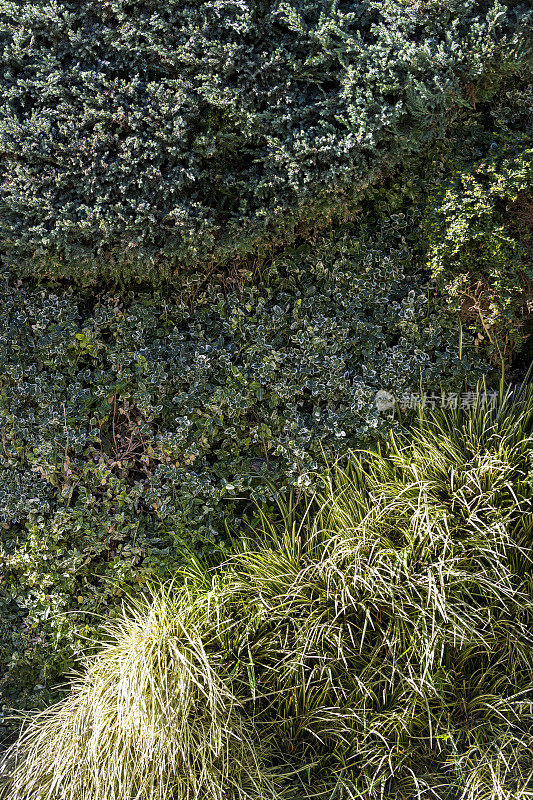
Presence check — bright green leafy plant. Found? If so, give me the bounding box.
[426,135,533,362]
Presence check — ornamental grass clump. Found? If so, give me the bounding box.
[0,587,274,800]
[218,385,533,798]
[2,384,533,799]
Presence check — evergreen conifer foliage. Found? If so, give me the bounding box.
[0,0,530,281]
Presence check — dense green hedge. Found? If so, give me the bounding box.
[0,0,531,281]
[0,213,491,734]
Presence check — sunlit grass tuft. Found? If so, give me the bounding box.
[0,586,274,800]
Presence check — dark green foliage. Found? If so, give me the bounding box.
[0,214,490,734]
[0,0,530,281]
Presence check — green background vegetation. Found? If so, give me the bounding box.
[0,0,532,797]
